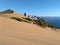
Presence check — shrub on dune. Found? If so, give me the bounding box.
[11,17,23,21]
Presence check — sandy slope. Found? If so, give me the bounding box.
[0,16,60,45]
[0,12,25,19]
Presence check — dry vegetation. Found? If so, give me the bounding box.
[11,17,60,30]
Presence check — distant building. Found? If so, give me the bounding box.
[27,15,38,20]
[24,13,38,20]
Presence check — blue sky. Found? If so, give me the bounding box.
[0,0,60,17]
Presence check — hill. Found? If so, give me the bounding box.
[0,9,60,45]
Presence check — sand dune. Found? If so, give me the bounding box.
[0,10,60,45]
[0,16,60,45]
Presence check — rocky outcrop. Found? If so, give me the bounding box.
[0,9,14,14]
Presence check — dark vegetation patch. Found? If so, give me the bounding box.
[23,18,48,27]
[34,20,48,27]
[11,17,31,23]
[48,24,60,29]
[23,18,33,21]
[11,17,23,21]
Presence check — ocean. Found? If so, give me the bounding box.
[40,17,60,28]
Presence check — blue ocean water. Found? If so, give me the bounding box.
[40,17,60,28]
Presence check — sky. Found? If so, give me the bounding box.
[0,0,60,17]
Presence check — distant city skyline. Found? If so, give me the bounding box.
[0,0,60,17]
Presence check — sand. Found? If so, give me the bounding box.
[0,12,25,19]
[0,12,60,45]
